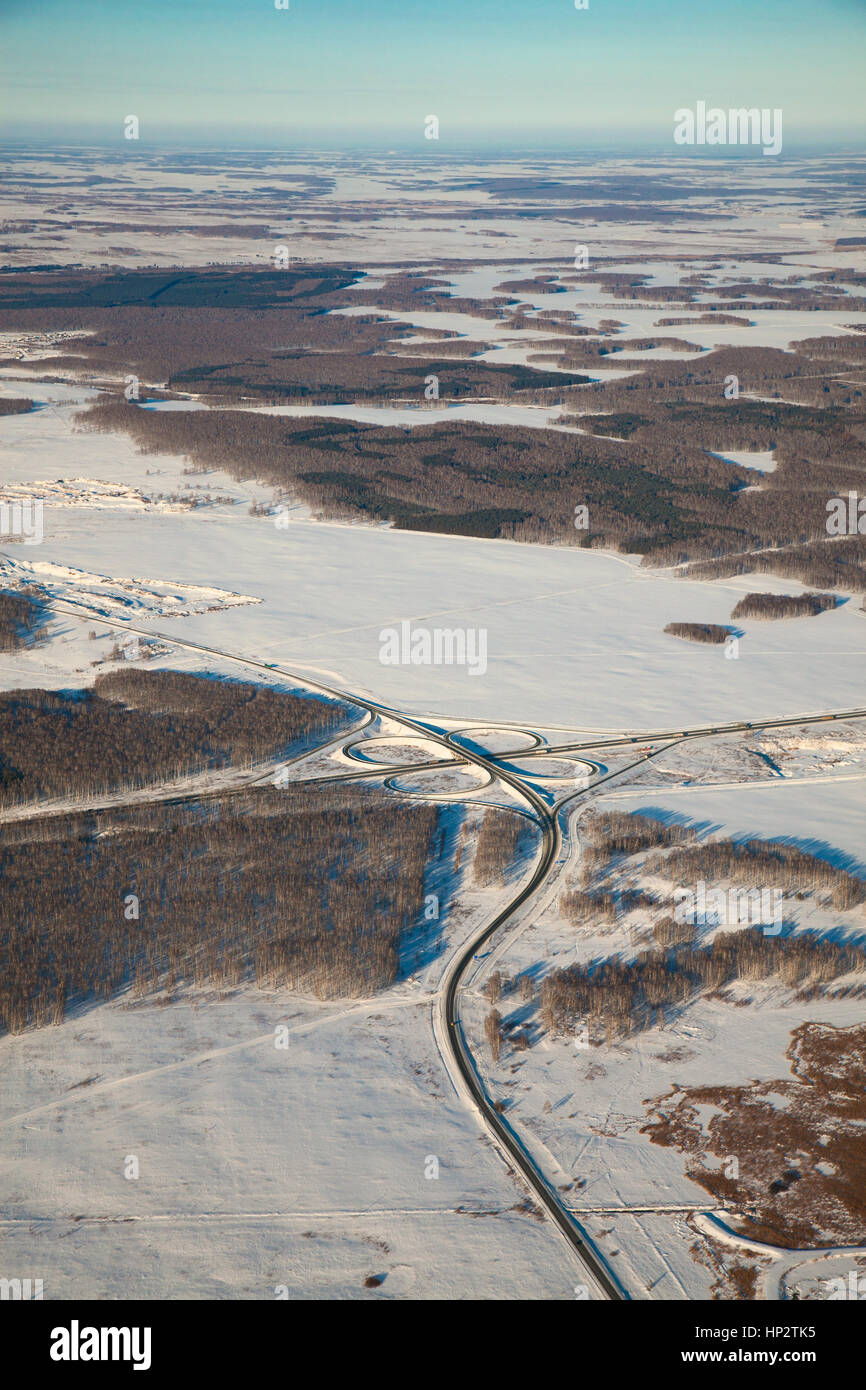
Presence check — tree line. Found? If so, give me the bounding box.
[542,928,866,1045]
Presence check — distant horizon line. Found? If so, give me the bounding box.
[2,134,865,161]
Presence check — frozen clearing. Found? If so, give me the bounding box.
[708,449,777,474]
[145,397,571,431]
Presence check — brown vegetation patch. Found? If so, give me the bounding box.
[643,1021,866,1248]
[650,839,865,911]
[541,812,866,1043]
[3,265,866,574]
[473,808,537,886]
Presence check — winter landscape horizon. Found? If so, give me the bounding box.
[1,0,866,1350]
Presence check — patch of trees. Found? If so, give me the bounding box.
[583,810,695,854]
[578,811,697,880]
[0,671,356,805]
[561,888,618,926]
[485,1008,503,1061]
[560,886,657,927]
[0,269,401,390]
[0,396,33,415]
[347,269,512,320]
[570,412,649,438]
[0,589,45,650]
[0,266,361,314]
[730,592,839,621]
[581,811,864,913]
[78,396,752,554]
[457,174,745,202]
[687,537,866,593]
[655,314,751,327]
[0,785,441,1032]
[496,275,566,294]
[541,928,866,1044]
[649,839,865,911]
[78,355,866,574]
[613,337,701,353]
[473,808,537,886]
[653,916,696,947]
[168,352,590,405]
[664,622,732,643]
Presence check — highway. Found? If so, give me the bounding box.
[30,598,866,1298]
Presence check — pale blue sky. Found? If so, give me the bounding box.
[1,0,864,149]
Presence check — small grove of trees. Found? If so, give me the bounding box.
[653,916,697,947]
[664,622,731,644]
[485,1008,503,1062]
[541,928,866,1045]
[578,811,864,921]
[582,811,697,855]
[730,591,838,621]
[649,839,866,911]
[686,537,866,596]
[561,889,617,926]
[0,590,44,651]
[579,811,696,879]
[559,885,657,926]
[485,970,503,1002]
[473,809,534,887]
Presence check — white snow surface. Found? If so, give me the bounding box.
[1,383,864,729]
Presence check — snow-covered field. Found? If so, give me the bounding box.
[1,382,864,728]
[0,793,591,1300]
[0,925,577,1299]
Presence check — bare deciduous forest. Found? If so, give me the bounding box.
[649,839,865,910]
[578,811,864,910]
[1,263,864,580]
[473,808,536,885]
[0,785,441,1033]
[0,670,357,804]
[578,810,697,878]
[686,536,866,592]
[541,928,866,1045]
[0,589,44,650]
[541,811,866,1043]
